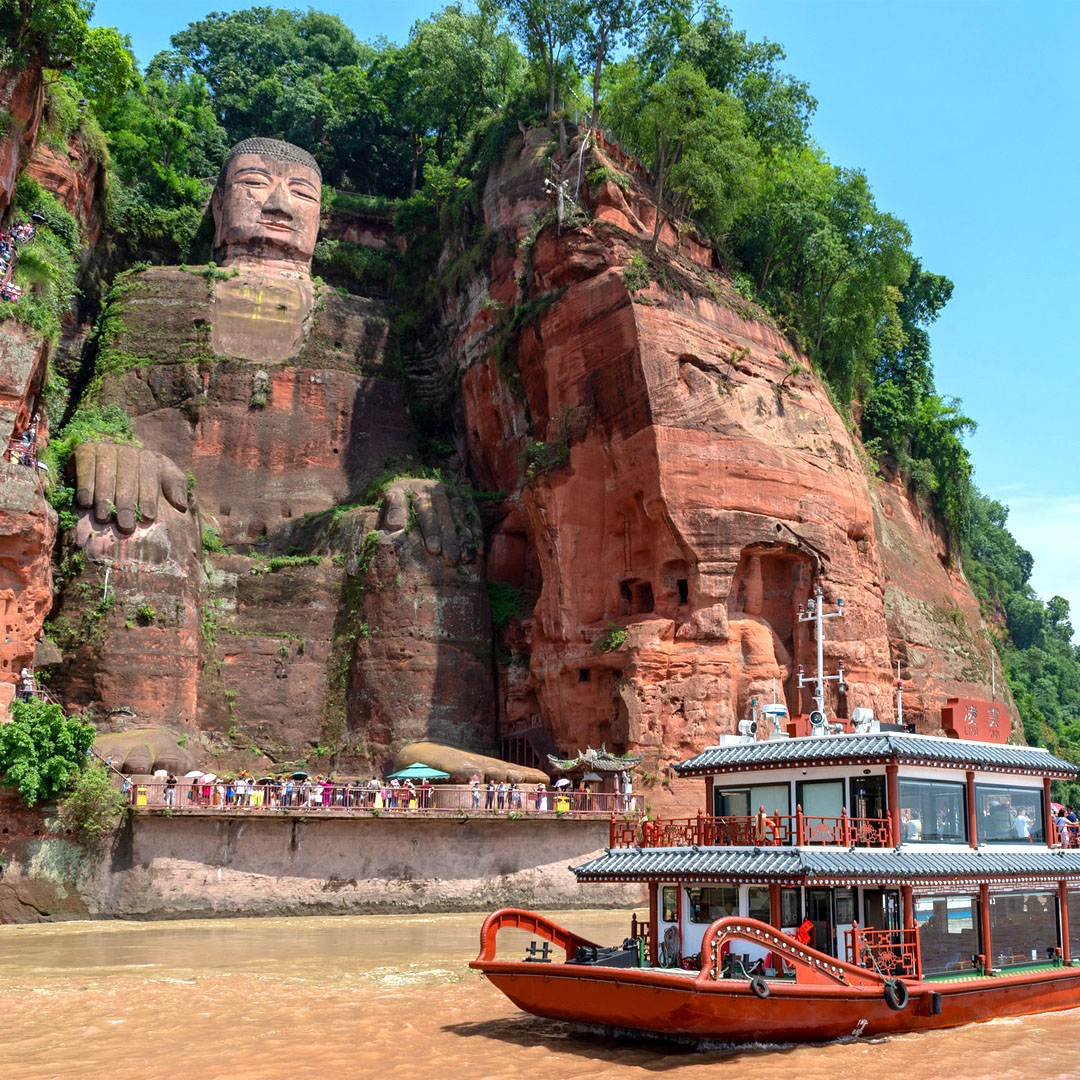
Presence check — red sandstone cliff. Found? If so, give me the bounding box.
[406,130,1009,810]
[5,125,1010,811]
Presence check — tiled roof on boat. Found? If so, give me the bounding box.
[674,733,1077,778]
[571,846,1080,882]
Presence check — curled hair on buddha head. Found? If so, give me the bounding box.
[216,137,322,192]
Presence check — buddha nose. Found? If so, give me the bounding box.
[262,180,295,220]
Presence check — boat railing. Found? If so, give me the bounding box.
[844,925,922,980]
[615,807,894,849]
[473,908,605,964]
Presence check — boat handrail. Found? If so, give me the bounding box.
[697,916,900,988]
[473,907,605,964]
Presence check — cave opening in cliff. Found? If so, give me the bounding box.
[619,578,654,615]
[729,544,813,721]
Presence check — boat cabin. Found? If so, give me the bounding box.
[582,729,1080,981]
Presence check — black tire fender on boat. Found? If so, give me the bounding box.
[883,979,909,1011]
[749,975,770,999]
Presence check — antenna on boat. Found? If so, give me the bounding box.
[796,584,845,720]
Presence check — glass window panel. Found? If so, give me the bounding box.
[1068,892,1080,960]
[662,886,678,922]
[898,779,967,843]
[975,784,1045,844]
[748,886,771,922]
[780,887,801,927]
[915,895,979,975]
[798,780,844,819]
[715,784,791,818]
[835,888,856,924]
[687,885,738,923]
[989,892,1058,967]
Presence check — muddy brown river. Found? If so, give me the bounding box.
[1,910,1077,1079]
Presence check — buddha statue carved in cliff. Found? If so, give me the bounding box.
[55,137,490,756]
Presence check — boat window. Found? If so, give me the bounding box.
[897,778,967,843]
[662,886,678,922]
[974,783,1045,844]
[687,885,738,923]
[915,895,979,975]
[1068,892,1080,960]
[989,891,1058,968]
[796,779,843,820]
[747,886,770,922]
[714,783,790,819]
[834,888,856,924]
[780,887,802,927]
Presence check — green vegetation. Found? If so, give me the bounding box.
[487,581,523,633]
[60,763,127,844]
[201,527,228,555]
[597,621,628,652]
[135,603,157,626]
[0,700,95,807]
[1,175,81,343]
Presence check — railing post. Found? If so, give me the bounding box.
[841,806,851,847]
[796,804,805,846]
[1060,880,1071,964]
[1045,777,1055,848]
[697,809,705,845]
[609,812,616,848]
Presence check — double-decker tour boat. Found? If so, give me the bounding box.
[472,589,1080,1043]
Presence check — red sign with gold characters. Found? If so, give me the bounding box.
[941,697,1011,743]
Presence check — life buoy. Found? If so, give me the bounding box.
[883,978,909,1011]
[750,975,770,999]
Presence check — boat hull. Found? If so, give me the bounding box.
[474,961,1080,1043]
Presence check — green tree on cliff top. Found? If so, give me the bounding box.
[0,699,95,807]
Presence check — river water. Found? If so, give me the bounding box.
[2,909,1077,1079]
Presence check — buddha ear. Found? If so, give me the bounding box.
[210,186,224,246]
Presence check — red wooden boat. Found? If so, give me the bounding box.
[473,707,1080,1042]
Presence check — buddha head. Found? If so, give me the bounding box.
[211,137,322,273]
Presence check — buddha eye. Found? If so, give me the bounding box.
[290,187,317,202]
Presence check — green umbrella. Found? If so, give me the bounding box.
[386,762,451,781]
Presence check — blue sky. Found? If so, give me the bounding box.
[91,0,1080,620]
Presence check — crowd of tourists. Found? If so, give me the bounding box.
[5,412,40,467]
[0,219,37,304]
[124,770,636,814]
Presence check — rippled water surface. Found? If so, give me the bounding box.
[2,910,1078,1079]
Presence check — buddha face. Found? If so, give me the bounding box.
[212,152,321,271]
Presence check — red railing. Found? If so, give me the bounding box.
[614,806,894,849]
[128,781,644,817]
[844,925,922,980]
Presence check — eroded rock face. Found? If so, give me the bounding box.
[0,325,54,703]
[426,135,1007,808]
[0,62,45,215]
[24,135,106,246]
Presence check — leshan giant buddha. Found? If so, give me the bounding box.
[52,138,492,773]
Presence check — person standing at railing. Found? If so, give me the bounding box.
[164,773,177,808]
[470,778,480,810]
[621,770,633,812]
[18,666,34,703]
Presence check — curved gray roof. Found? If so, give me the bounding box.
[674,733,1077,778]
[572,846,1080,883]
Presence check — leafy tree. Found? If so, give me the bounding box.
[0,0,92,70]
[505,0,588,121]
[607,61,756,250]
[70,25,140,116]
[61,763,127,844]
[102,68,228,258]
[0,699,95,807]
